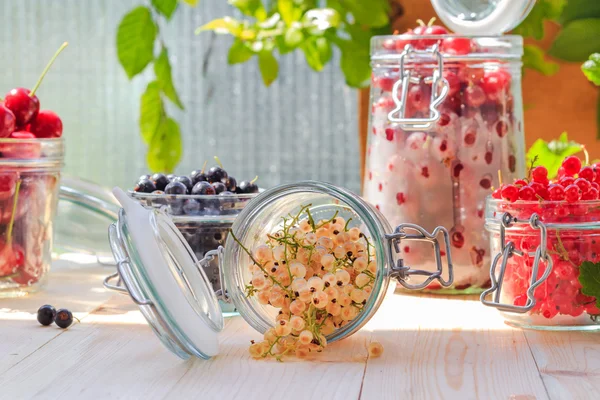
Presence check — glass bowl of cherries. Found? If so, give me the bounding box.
[0,43,67,297]
[130,159,259,314]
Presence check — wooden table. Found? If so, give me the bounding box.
[1,259,600,400]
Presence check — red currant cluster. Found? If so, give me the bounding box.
[493,156,600,204]
[490,156,600,322]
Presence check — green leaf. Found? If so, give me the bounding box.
[549,19,600,62]
[337,40,371,88]
[301,37,332,72]
[513,0,565,40]
[228,39,254,64]
[582,53,600,85]
[278,0,294,26]
[523,44,559,75]
[283,26,304,50]
[342,0,389,27]
[258,51,278,86]
[139,81,163,145]
[195,17,241,35]
[559,0,600,25]
[151,0,178,19]
[578,261,600,309]
[526,132,583,178]
[154,48,184,110]
[229,0,267,21]
[181,0,199,6]
[147,117,182,173]
[116,6,157,79]
[597,91,600,140]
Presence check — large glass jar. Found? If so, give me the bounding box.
[363,35,525,293]
[0,138,63,297]
[481,198,600,330]
[103,181,453,359]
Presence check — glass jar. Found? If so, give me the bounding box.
[481,198,600,330]
[103,181,454,359]
[130,191,257,315]
[363,34,525,293]
[0,137,63,297]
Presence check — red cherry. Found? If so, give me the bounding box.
[481,70,511,101]
[465,86,486,107]
[548,184,565,201]
[491,188,502,199]
[0,240,24,277]
[0,173,18,201]
[440,37,472,55]
[372,73,396,92]
[579,166,595,182]
[451,230,465,248]
[407,85,430,112]
[0,104,16,138]
[3,88,40,127]
[501,184,519,202]
[562,156,582,176]
[30,110,63,138]
[564,184,581,203]
[443,71,460,97]
[424,25,449,35]
[513,294,528,307]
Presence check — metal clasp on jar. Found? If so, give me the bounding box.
[386,224,454,289]
[387,44,449,131]
[480,213,553,313]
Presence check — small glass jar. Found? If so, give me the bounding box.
[363,34,525,294]
[103,181,454,359]
[481,198,600,330]
[0,137,63,297]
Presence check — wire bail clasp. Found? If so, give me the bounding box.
[196,246,229,302]
[480,213,553,313]
[387,44,449,131]
[386,224,454,290]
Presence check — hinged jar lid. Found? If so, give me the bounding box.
[430,0,536,35]
[106,188,224,360]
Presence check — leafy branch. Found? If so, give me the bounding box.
[197,0,390,88]
[116,0,196,173]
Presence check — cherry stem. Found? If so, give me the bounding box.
[30,42,69,97]
[214,156,224,169]
[6,180,21,246]
[416,19,426,27]
[201,160,207,174]
[250,175,259,184]
[427,17,437,27]
[497,170,503,186]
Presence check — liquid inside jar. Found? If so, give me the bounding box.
[364,35,525,293]
[486,199,600,329]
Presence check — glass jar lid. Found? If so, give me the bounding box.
[430,0,536,35]
[106,188,223,360]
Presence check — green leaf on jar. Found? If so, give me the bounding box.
[342,0,389,28]
[582,53,600,85]
[513,0,565,40]
[337,40,371,88]
[301,37,332,72]
[559,0,600,25]
[230,0,267,21]
[139,81,163,145]
[258,51,279,86]
[578,261,600,309]
[523,44,559,76]
[154,48,184,110]
[151,0,178,19]
[116,6,157,79]
[228,39,254,64]
[549,19,600,62]
[526,132,583,178]
[147,117,182,173]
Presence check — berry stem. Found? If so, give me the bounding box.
[214,156,224,169]
[250,175,259,184]
[427,17,437,27]
[583,145,590,166]
[30,42,69,97]
[6,180,21,246]
[416,19,426,27]
[201,160,207,174]
[498,170,503,186]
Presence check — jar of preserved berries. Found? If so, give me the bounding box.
[363,0,536,293]
[481,198,600,330]
[103,181,453,359]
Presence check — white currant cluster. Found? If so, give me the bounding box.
[232,205,379,361]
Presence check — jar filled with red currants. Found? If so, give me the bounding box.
[481,157,600,330]
[364,17,527,293]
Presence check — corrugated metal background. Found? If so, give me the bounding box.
[0,0,360,192]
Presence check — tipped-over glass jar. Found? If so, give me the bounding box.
[103,181,454,359]
[0,138,63,297]
[363,34,526,294]
[481,198,600,330]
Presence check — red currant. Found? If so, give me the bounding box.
[531,166,548,183]
[518,186,536,201]
[501,184,519,202]
[575,178,591,193]
[548,184,565,201]
[579,166,595,181]
[559,176,575,187]
[562,156,582,176]
[464,86,486,107]
[582,187,599,200]
[564,184,581,203]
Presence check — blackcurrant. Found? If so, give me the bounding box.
[207,166,228,183]
[192,181,216,195]
[237,180,259,194]
[138,174,151,182]
[164,181,187,195]
[183,199,201,215]
[151,173,170,191]
[212,182,227,194]
[37,304,56,326]
[190,169,208,185]
[225,176,237,192]
[166,174,176,181]
[55,309,73,329]
[134,179,156,193]
[172,176,193,193]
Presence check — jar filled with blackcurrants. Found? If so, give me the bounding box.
[363,1,535,293]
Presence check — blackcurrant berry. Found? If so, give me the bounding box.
[55,309,73,329]
[192,181,216,195]
[164,181,187,195]
[166,174,176,181]
[207,166,228,183]
[139,174,151,182]
[237,180,259,194]
[37,304,56,326]
[172,176,193,193]
[225,176,237,192]
[134,179,156,193]
[190,169,208,185]
[183,199,201,215]
[212,182,227,194]
[151,173,170,191]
